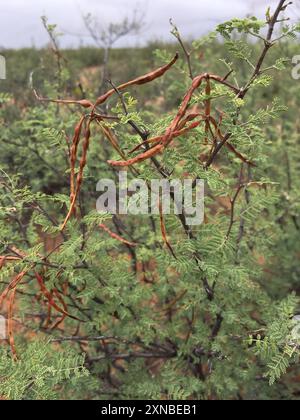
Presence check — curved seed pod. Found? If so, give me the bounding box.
[225,142,256,167]
[45,296,53,329]
[35,91,93,109]
[61,120,92,231]
[162,75,205,147]
[0,256,21,269]
[163,73,238,148]
[35,273,81,322]
[159,199,176,259]
[204,77,211,144]
[130,119,204,154]
[177,113,202,130]
[8,288,17,360]
[51,289,68,330]
[169,75,205,131]
[108,144,164,167]
[209,117,256,166]
[100,125,128,161]
[94,54,179,107]
[99,224,137,247]
[0,271,27,308]
[70,115,86,209]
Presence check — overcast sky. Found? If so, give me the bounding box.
[0,0,299,49]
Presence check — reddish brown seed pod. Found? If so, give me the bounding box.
[76,99,94,108]
[70,115,86,210]
[94,53,179,107]
[99,224,137,247]
[0,256,21,269]
[225,142,256,167]
[204,77,212,144]
[45,296,53,329]
[208,117,255,166]
[161,75,205,148]
[100,124,128,161]
[177,113,202,130]
[35,91,93,109]
[61,120,92,231]
[129,118,204,155]
[205,77,211,118]
[50,288,68,330]
[35,272,80,322]
[169,75,205,131]
[158,199,176,259]
[0,271,27,308]
[108,144,164,167]
[7,288,17,360]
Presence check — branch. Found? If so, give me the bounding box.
[170,19,194,79]
[205,0,291,168]
[89,351,177,362]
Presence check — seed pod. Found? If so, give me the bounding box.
[70,116,86,210]
[95,54,179,107]
[0,271,27,308]
[159,199,176,259]
[108,144,164,167]
[8,288,17,360]
[209,117,255,166]
[35,273,81,322]
[35,91,93,109]
[100,125,128,161]
[51,289,68,330]
[129,119,204,154]
[99,224,137,247]
[61,120,92,231]
[204,77,211,144]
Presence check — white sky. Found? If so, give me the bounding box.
[0,0,299,48]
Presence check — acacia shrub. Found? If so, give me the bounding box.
[0,0,300,400]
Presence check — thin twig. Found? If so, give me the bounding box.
[170,19,194,79]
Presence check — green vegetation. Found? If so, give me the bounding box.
[0,0,300,400]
